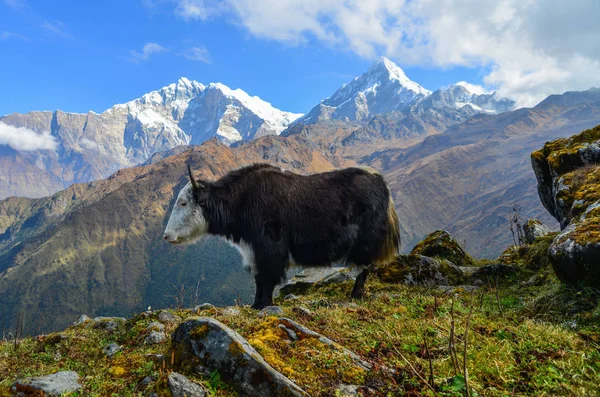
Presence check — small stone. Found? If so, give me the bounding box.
[138,376,154,390]
[472,279,484,286]
[158,311,182,324]
[102,343,121,358]
[259,306,283,317]
[147,321,165,332]
[284,294,300,300]
[221,307,241,316]
[195,303,216,311]
[278,324,298,341]
[335,384,375,396]
[145,354,164,362]
[14,371,82,396]
[292,306,312,317]
[168,372,206,397]
[72,314,90,326]
[144,330,166,344]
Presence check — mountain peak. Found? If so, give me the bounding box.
[368,57,431,96]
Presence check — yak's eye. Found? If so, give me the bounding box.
[180,201,187,207]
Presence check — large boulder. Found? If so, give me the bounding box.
[410,230,475,267]
[171,317,306,396]
[13,371,82,396]
[277,267,362,297]
[376,254,465,286]
[531,125,600,287]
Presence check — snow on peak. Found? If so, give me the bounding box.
[370,57,431,96]
[208,82,302,125]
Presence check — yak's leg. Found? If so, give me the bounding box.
[252,276,264,309]
[350,266,372,299]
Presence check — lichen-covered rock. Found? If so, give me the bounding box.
[259,306,283,317]
[145,330,167,344]
[376,255,465,286]
[92,316,126,331]
[72,314,90,326]
[531,125,600,287]
[523,219,552,244]
[13,371,82,396]
[277,267,363,297]
[168,372,206,397]
[102,343,121,358]
[171,318,306,397]
[410,229,475,267]
[158,311,182,324]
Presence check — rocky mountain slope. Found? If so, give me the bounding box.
[0,135,347,334]
[0,78,301,200]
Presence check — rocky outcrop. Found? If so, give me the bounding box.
[523,219,552,244]
[277,267,362,297]
[13,371,82,396]
[376,254,465,286]
[531,125,600,287]
[171,318,306,396]
[410,230,475,267]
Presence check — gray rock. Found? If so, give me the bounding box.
[292,306,312,317]
[278,267,362,297]
[158,311,182,324]
[194,303,216,311]
[138,376,154,390]
[172,318,306,396]
[13,371,82,396]
[259,306,283,317]
[376,255,465,287]
[102,343,121,358]
[278,324,299,341]
[221,307,241,316]
[471,264,519,279]
[168,372,206,397]
[523,219,552,244]
[147,321,165,332]
[144,330,167,344]
[284,294,300,300]
[92,316,126,331]
[72,314,90,326]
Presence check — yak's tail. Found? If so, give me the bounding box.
[374,192,401,266]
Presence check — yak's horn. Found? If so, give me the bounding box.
[188,164,200,189]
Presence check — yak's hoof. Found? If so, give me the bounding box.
[350,290,365,300]
[251,303,266,310]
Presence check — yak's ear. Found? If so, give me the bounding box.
[187,164,202,190]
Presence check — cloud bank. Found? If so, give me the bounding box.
[168,0,600,106]
[129,42,168,63]
[0,122,57,151]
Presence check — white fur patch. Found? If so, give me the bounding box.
[228,239,257,274]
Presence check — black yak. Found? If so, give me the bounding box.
[163,163,400,309]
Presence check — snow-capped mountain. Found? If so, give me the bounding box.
[298,57,432,123]
[0,79,301,198]
[419,83,515,114]
[298,57,515,125]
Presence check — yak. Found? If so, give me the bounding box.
[163,163,400,309]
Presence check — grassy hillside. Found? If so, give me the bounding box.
[1,250,599,396]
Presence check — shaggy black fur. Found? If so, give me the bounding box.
[191,164,400,309]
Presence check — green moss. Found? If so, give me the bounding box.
[411,229,476,267]
[538,125,600,175]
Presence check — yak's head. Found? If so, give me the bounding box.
[163,165,210,244]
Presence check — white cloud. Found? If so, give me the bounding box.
[0,31,28,40]
[3,0,27,10]
[42,20,73,39]
[129,42,168,63]
[455,81,490,96]
[0,122,57,151]
[181,46,210,62]
[79,138,99,151]
[173,0,600,107]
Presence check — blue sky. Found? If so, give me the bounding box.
[1,0,598,116]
